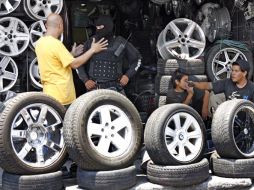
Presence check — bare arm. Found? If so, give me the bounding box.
[189,81,212,90]
[201,90,209,120]
[70,38,108,69]
[182,87,193,105]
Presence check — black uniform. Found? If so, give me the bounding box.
[77,15,141,92]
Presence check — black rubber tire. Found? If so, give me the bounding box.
[156,95,166,107]
[144,104,206,165]
[2,171,64,190]
[77,166,137,190]
[155,75,208,96]
[157,59,205,75]
[63,89,143,170]
[212,157,254,178]
[0,92,67,174]
[206,44,253,82]
[147,158,209,186]
[212,99,254,158]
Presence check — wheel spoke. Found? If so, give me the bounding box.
[45,140,62,152]
[30,29,43,37]
[32,4,41,14]
[12,130,27,139]
[188,39,205,49]
[164,39,180,49]
[15,32,29,41]
[36,146,45,163]
[20,109,34,127]
[4,1,14,12]
[235,132,245,143]
[88,123,103,136]
[111,117,128,132]
[97,136,111,154]
[18,143,32,159]
[112,134,126,149]
[43,7,52,17]
[165,126,176,137]
[214,59,227,66]
[51,0,60,6]
[172,114,181,130]
[180,45,189,58]
[8,19,18,31]
[0,56,11,70]
[167,139,178,151]
[185,142,198,154]
[39,20,46,32]
[9,43,19,55]
[0,79,3,91]
[100,107,111,125]
[187,130,201,139]
[215,67,227,77]
[184,21,196,37]
[37,105,48,124]
[168,22,182,37]
[3,71,16,81]
[178,144,186,159]
[224,50,230,62]
[232,53,240,62]
[182,116,193,131]
[47,120,62,131]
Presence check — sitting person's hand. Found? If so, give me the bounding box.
[120,75,129,86]
[85,80,96,90]
[91,38,108,53]
[186,86,194,95]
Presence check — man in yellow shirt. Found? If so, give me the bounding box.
[35,13,108,106]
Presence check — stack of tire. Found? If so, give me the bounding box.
[211,99,254,178]
[0,92,67,190]
[63,90,143,190]
[144,103,210,187]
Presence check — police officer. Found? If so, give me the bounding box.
[77,15,141,93]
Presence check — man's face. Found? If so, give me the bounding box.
[231,65,246,83]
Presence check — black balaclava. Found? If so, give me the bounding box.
[95,15,114,39]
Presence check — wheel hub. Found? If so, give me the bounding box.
[101,122,115,139]
[177,130,187,143]
[28,124,46,147]
[244,128,249,135]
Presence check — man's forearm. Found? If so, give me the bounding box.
[202,90,209,111]
[183,93,193,105]
[70,49,95,69]
[193,82,212,90]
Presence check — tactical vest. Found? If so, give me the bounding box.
[89,37,124,82]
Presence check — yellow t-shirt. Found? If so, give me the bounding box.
[35,36,76,105]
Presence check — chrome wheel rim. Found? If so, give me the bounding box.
[233,105,254,157]
[29,58,42,89]
[0,56,18,92]
[11,103,65,168]
[25,0,63,20]
[87,105,133,158]
[211,48,247,80]
[0,0,21,15]
[164,112,203,162]
[29,20,63,50]
[0,17,29,57]
[157,18,205,60]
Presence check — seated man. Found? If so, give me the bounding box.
[77,15,141,93]
[166,69,209,120]
[188,59,254,102]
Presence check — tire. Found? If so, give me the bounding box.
[0,92,67,174]
[77,166,136,190]
[144,104,206,165]
[156,95,166,107]
[147,158,209,186]
[212,157,254,178]
[63,89,143,170]
[2,171,64,190]
[150,0,171,5]
[212,99,254,158]
[155,75,208,96]
[157,59,205,75]
[206,44,253,82]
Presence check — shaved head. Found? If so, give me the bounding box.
[46,13,63,28]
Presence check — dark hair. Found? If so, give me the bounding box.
[171,69,187,89]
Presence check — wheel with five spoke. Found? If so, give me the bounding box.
[157,18,206,60]
[205,44,253,81]
[0,92,67,174]
[0,56,18,92]
[212,99,254,158]
[0,0,21,16]
[0,17,30,57]
[63,89,143,170]
[144,104,206,165]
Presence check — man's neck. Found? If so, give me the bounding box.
[175,87,184,92]
[236,78,248,88]
[45,30,59,39]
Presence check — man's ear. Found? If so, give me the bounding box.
[244,71,247,77]
[175,79,179,85]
